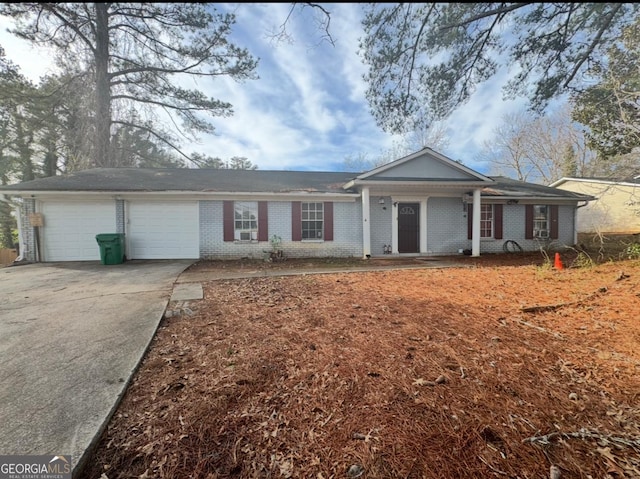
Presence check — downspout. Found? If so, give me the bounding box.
[0,194,24,262]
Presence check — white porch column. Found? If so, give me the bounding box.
[391,200,398,254]
[420,199,427,253]
[472,188,481,257]
[362,187,371,258]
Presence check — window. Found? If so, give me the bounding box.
[480,204,493,238]
[234,201,258,241]
[525,204,557,240]
[468,203,503,240]
[302,202,323,239]
[292,201,333,242]
[533,205,549,238]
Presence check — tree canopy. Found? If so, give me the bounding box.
[190,153,258,170]
[360,3,640,134]
[479,107,597,184]
[0,3,258,168]
[572,16,640,159]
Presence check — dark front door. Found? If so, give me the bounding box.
[398,203,419,253]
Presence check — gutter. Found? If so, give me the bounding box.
[0,194,24,262]
[0,190,361,201]
[463,194,594,204]
[3,192,592,204]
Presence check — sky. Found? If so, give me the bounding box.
[0,3,531,174]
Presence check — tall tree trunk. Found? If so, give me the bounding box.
[42,125,58,177]
[43,150,58,177]
[13,110,34,181]
[95,3,111,168]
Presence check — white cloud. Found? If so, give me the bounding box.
[190,3,397,171]
[332,5,370,103]
[441,67,529,173]
[0,16,56,79]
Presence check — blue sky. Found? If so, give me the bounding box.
[0,3,530,174]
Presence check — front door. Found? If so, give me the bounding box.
[398,203,419,253]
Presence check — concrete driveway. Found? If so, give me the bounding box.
[0,260,193,475]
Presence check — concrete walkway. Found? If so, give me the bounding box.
[175,257,461,283]
[0,260,193,475]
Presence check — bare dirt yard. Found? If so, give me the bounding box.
[80,251,640,479]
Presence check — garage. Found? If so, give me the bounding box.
[126,201,199,259]
[40,200,116,261]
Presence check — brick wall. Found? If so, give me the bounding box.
[427,199,576,254]
[20,198,37,262]
[492,204,575,253]
[370,196,393,256]
[199,200,363,260]
[116,200,125,234]
[558,204,576,245]
[18,197,576,262]
[427,197,469,254]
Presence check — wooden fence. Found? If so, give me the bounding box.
[0,248,18,265]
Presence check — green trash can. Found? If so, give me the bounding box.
[96,233,125,265]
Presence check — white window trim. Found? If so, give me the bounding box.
[234,201,258,242]
[390,196,428,254]
[533,205,550,239]
[480,204,494,239]
[301,202,324,241]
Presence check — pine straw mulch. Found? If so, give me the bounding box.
[79,257,640,479]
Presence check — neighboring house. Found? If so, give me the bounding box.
[0,148,593,263]
[550,177,640,234]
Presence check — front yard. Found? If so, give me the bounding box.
[80,256,640,479]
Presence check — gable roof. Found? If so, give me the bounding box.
[354,147,494,183]
[0,168,359,195]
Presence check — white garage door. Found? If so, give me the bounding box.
[127,201,199,259]
[41,200,117,261]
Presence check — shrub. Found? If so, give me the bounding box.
[623,242,640,260]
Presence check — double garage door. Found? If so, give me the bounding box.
[40,200,199,261]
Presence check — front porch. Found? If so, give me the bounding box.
[360,188,484,259]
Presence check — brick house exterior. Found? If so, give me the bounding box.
[1,148,593,262]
